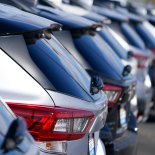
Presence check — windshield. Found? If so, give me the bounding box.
[73,33,127,81]
[135,21,155,48]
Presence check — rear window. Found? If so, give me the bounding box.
[0,35,95,102]
[100,26,128,60]
[26,38,95,101]
[110,22,145,50]
[135,21,155,48]
[120,23,146,50]
[73,33,127,81]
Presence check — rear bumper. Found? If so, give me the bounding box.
[25,143,39,155]
[105,130,138,155]
[38,132,104,155]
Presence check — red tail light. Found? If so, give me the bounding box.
[6,102,94,142]
[150,49,155,62]
[150,49,155,54]
[102,84,122,107]
[132,53,148,69]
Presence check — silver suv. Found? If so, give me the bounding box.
[0,4,108,155]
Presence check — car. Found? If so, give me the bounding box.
[0,4,108,155]
[91,0,153,121]
[0,2,137,155]
[38,1,151,119]
[38,0,136,119]
[125,2,155,26]
[0,99,39,155]
[112,3,155,115]
[128,6,155,109]
[129,16,155,110]
[52,16,138,155]
[52,0,143,118]
[99,26,152,121]
[41,0,151,122]
[28,2,138,155]
[113,0,155,110]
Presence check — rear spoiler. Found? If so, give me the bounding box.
[0,3,62,36]
[23,24,62,44]
[70,23,103,37]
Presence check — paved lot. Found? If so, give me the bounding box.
[137,110,155,155]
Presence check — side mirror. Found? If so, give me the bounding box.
[1,118,26,152]
[90,75,104,95]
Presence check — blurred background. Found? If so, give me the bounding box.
[113,0,155,154]
[129,1,155,153]
[138,109,155,155]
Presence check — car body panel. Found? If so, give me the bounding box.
[0,47,54,106]
[0,100,39,155]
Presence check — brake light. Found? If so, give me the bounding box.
[102,84,122,107]
[150,49,155,62]
[6,102,94,142]
[150,49,155,54]
[132,53,148,69]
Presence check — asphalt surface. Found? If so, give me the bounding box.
[137,110,155,155]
